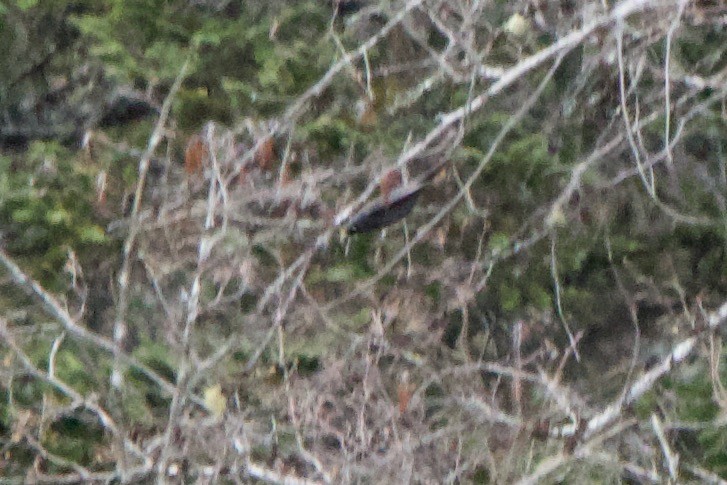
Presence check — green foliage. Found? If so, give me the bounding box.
[127,340,177,414]
[73,0,335,129]
[2,0,727,481]
[132,340,177,383]
[316,262,364,283]
[667,365,727,477]
[0,142,108,287]
[15,0,39,10]
[299,115,359,155]
[45,414,107,468]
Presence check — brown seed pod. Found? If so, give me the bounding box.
[254,136,277,172]
[379,169,403,204]
[184,134,209,175]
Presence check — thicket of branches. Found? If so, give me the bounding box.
[1,0,727,483]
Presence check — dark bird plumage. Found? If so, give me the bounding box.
[346,185,425,234]
[345,159,448,234]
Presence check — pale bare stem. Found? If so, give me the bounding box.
[663,0,689,167]
[0,248,176,397]
[154,374,188,481]
[357,349,373,451]
[528,300,727,462]
[512,320,523,416]
[606,124,673,186]
[398,17,466,82]
[452,162,489,218]
[283,0,425,123]
[406,362,543,419]
[336,0,656,228]
[244,460,325,485]
[230,0,426,175]
[362,47,373,100]
[285,391,333,484]
[257,247,311,312]
[277,318,286,370]
[423,1,481,68]
[332,54,563,306]
[709,334,727,406]
[708,300,727,329]
[274,126,296,194]
[535,367,586,430]
[24,434,96,482]
[475,230,548,294]
[614,13,714,226]
[604,235,642,404]
[651,413,679,480]
[388,71,447,113]
[468,221,489,284]
[557,301,727,442]
[112,58,190,389]
[0,319,150,473]
[300,284,352,339]
[21,464,153,485]
[186,338,235,394]
[455,397,522,429]
[141,258,175,322]
[589,451,662,483]
[155,127,223,482]
[205,123,231,230]
[547,134,625,225]
[248,256,312,372]
[606,87,725,188]
[40,332,65,440]
[189,250,322,388]
[616,21,655,195]
[550,237,580,362]
[451,303,469,362]
[516,419,637,485]
[578,334,696,440]
[329,32,366,93]
[552,331,584,389]
[253,1,661,324]
[46,332,64,381]
[682,464,727,485]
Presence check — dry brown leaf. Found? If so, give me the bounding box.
[254,136,277,172]
[184,134,209,175]
[397,371,413,414]
[379,169,402,204]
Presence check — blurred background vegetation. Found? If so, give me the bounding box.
[1,0,726,483]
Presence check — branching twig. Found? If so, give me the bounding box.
[112,57,191,389]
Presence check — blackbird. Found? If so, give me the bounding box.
[346,159,448,234]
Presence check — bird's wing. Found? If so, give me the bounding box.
[346,185,425,234]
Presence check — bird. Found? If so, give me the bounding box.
[346,159,449,234]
